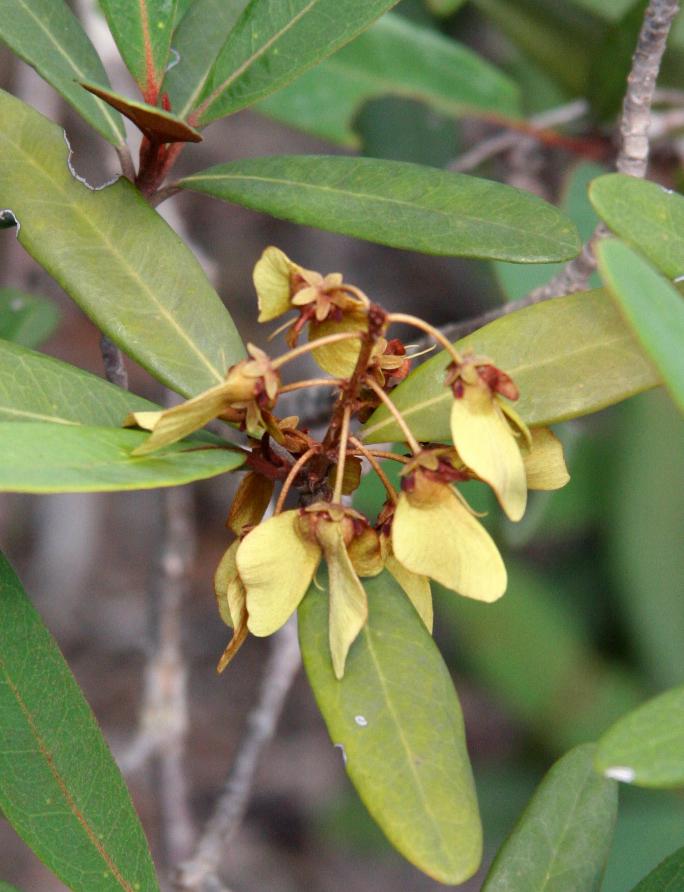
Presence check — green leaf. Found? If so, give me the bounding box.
[0,340,155,425]
[80,82,202,143]
[483,744,618,891]
[162,0,250,120]
[180,155,581,260]
[607,391,684,688]
[0,90,244,398]
[0,883,22,892]
[362,287,659,443]
[0,0,125,145]
[570,0,638,22]
[590,174,684,279]
[100,0,179,101]
[256,13,520,148]
[0,551,160,891]
[0,289,58,348]
[594,686,684,789]
[194,0,403,123]
[630,845,684,891]
[298,569,482,884]
[596,239,684,413]
[0,422,245,492]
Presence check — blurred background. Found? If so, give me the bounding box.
[1,1,683,889]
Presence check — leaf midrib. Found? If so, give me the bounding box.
[183,170,577,252]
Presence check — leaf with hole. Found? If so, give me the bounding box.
[362,288,660,443]
[0,551,161,891]
[0,289,58,349]
[298,569,482,884]
[595,685,684,788]
[256,13,520,147]
[483,744,618,891]
[0,90,244,398]
[180,155,580,260]
[194,0,403,123]
[597,239,684,413]
[100,0,179,100]
[0,0,124,145]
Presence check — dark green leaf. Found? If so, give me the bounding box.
[630,845,684,891]
[0,90,244,398]
[298,569,482,884]
[590,174,684,278]
[483,744,618,891]
[607,391,684,688]
[0,422,245,492]
[194,0,402,123]
[0,551,160,890]
[426,0,468,16]
[256,13,520,147]
[180,155,581,260]
[597,239,684,413]
[362,288,659,443]
[570,0,639,21]
[0,883,22,892]
[595,686,684,788]
[0,0,125,145]
[80,82,202,143]
[100,0,179,100]
[163,0,250,120]
[0,289,58,348]
[0,341,155,426]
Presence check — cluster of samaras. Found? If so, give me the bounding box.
[126,248,569,678]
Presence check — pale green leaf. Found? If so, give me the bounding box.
[0,289,58,348]
[362,288,659,443]
[80,82,202,143]
[0,90,244,398]
[180,155,581,260]
[163,0,250,120]
[100,0,179,100]
[298,569,482,884]
[0,551,160,891]
[0,422,245,492]
[630,845,684,891]
[256,13,520,147]
[0,340,155,426]
[0,0,125,145]
[483,744,618,891]
[194,0,402,123]
[590,174,684,279]
[595,686,684,789]
[597,239,684,412]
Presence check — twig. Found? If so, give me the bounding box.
[439,0,679,341]
[174,620,301,892]
[450,100,589,173]
[100,335,129,388]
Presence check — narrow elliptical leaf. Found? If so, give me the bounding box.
[0,341,155,426]
[0,0,125,145]
[362,287,660,443]
[0,423,245,493]
[194,0,402,123]
[100,0,179,101]
[180,155,581,261]
[0,552,160,891]
[597,239,684,413]
[299,569,482,884]
[483,744,618,891]
[256,13,520,147]
[0,90,244,397]
[630,845,684,891]
[595,685,684,788]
